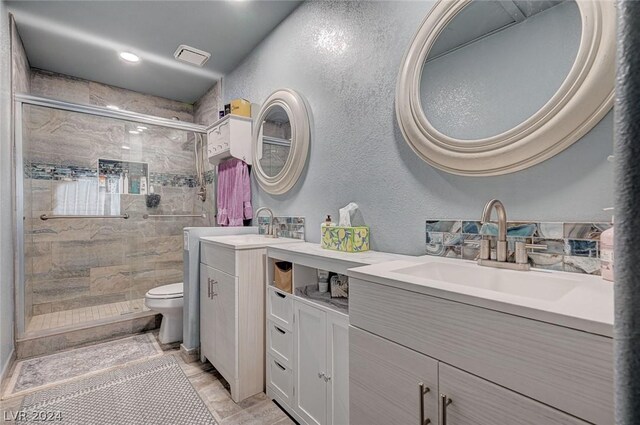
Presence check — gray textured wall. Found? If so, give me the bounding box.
[614,1,640,423]
[0,4,15,378]
[224,1,613,255]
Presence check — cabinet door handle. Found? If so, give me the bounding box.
[419,383,431,425]
[274,325,286,334]
[276,291,286,299]
[274,360,286,371]
[207,278,211,299]
[440,394,452,425]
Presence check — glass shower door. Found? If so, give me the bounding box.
[19,102,211,338]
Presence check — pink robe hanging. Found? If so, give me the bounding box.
[216,158,253,226]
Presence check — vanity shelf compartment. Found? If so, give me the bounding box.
[267,258,293,293]
[292,263,349,315]
[295,284,349,315]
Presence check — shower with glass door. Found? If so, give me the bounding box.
[15,96,212,338]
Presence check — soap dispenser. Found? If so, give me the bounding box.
[601,208,614,282]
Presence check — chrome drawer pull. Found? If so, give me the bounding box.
[419,383,431,425]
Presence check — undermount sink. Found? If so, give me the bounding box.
[393,261,579,301]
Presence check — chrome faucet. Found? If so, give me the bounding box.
[255,207,278,238]
[480,199,508,262]
[477,199,546,271]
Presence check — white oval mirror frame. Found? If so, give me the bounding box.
[396,0,616,176]
[252,89,310,194]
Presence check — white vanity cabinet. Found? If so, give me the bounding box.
[199,263,236,379]
[349,277,614,425]
[293,300,349,425]
[199,236,301,403]
[265,243,406,425]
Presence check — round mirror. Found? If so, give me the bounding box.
[259,105,292,177]
[396,0,615,176]
[253,89,310,194]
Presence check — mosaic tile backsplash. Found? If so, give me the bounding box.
[425,219,612,275]
[258,216,305,240]
[27,162,215,188]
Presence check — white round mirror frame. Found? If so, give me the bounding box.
[253,88,310,194]
[396,0,616,176]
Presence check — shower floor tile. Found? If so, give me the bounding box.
[26,298,150,333]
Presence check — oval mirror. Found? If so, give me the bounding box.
[396,0,615,176]
[253,89,310,194]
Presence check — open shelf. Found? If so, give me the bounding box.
[294,284,348,315]
[267,253,350,315]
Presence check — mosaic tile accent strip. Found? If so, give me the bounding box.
[26,162,202,189]
[425,219,612,275]
[258,216,305,240]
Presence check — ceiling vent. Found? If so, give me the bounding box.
[174,45,211,67]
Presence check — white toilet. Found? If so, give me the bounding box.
[144,282,184,344]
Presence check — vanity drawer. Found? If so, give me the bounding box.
[267,354,293,406]
[350,278,614,425]
[268,287,293,331]
[267,320,293,367]
[201,242,235,276]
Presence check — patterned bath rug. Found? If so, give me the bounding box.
[15,355,217,424]
[5,333,162,397]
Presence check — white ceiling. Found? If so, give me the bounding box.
[7,0,302,103]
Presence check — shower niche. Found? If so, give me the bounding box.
[98,159,149,195]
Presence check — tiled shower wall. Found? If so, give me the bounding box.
[22,70,216,319]
[425,219,612,275]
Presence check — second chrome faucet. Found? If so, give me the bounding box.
[478,199,545,271]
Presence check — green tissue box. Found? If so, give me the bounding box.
[321,226,369,252]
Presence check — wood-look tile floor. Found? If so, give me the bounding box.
[26,299,150,333]
[0,332,295,425]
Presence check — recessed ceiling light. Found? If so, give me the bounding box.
[119,51,140,63]
[137,126,148,130]
[106,105,120,110]
[128,130,140,135]
[121,145,131,150]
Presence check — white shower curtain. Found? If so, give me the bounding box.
[53,178,120,215]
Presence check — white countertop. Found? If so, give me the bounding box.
[348,255,614,337]
[200,234,301,250]
[266,242,414,265]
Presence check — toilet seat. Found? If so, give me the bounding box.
[146,282,183,299]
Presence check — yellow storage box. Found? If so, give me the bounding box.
[231,98,251,117]
[321,226,369,252]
